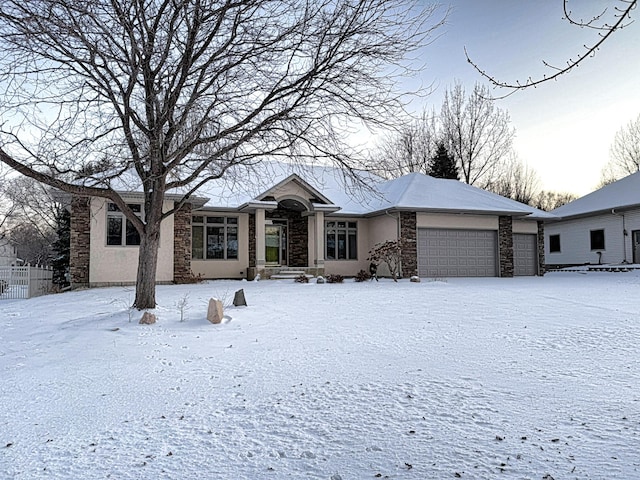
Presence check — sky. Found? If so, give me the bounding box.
[409,0,640,196]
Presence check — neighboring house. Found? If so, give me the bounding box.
[0,242,19,267]
[546,171,640,268]
[66,163,552,287]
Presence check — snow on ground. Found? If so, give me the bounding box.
[1,271,639,479]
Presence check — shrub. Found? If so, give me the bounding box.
[294,273,309,283]
[354,269,371,282]
[326,274,344,284]
[0,280,7,294]
[367,239,405,282]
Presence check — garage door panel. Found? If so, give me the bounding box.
[513,233,537,276]
[418,229,497,277]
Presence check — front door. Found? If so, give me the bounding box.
[265,224,288,265]
[633,230,640,264]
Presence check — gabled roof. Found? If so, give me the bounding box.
[194,162,553,219]
[551,171,640,219]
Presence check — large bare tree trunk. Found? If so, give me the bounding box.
[134,227,160,309]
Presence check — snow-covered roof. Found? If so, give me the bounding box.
[101,161,552,219]
[551,171,640,219]
[370,173,554,219]
[193,163,553,219]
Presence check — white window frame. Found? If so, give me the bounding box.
[106,203,142,247]
[325,220,358,260]
[192,215,239,260]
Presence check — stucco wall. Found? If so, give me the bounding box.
[545,213,628,266]
[89,198,175,285]
[190,212,250,279]
[513,219,539,234]
[416,213,499,230]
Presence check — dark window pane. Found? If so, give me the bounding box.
[348,231,357,259]
[549,234,560,253]
[326,232,335,260]
[128,204,142,213]
[227,227,238,259]
[192,225,204,259]
[125,219,141,245]
[337,232,346,259]
[192,216,204,224]
[590,230,605,250]
[107,216,122,245]
[227,217,238,225]
[207,216,224,224]
[108,203,120,212]
[348,222,357,229]
[207,226,224,259]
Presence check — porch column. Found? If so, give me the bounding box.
[255,208,266,271]
[314,211,325,273]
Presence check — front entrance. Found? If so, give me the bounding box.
[633,230,640,264]
[265,223,288,265]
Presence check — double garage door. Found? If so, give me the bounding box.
[417,229,537,277]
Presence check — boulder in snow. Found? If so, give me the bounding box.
[139,312,157,325]
[207,298,224,324]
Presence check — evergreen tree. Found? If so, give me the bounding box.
[51,207,70,287]
[428,143,459,180]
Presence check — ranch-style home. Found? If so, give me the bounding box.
[67,163,552,288]
[546,171,640,268]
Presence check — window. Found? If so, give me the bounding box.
[325,220,357,260]
[106,203,141,246]
[549,234,561,253]
[590,229,605,250]
[192,216,238,260]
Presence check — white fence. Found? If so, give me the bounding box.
[0,265,54,300]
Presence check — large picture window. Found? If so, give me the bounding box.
[590,229,605,250]
[325,220,357,260]
[106,203,142,246]
[192,216,238,260]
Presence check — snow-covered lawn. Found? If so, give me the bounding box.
[1,271,639,479]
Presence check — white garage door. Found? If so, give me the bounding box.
[417,229,497,277]
[513,233,538,276]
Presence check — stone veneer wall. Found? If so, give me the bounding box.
[400,212,417,278]
[498,216,514,277]
[248,214,256,268]
[173,203,192,283]
[70,195,91,288]
[269,208,308,267]
[537,220,545,276]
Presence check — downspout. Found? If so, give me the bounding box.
[611,209,628,263]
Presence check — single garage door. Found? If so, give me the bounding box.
[513,233,538,276]
[417,229,497,277]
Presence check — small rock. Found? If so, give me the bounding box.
[233,289,247,307]
[331,475,343,480]
[207,298,224,324]
[410,275,421,283]
[316,276,325,284]
[139,312,156,325]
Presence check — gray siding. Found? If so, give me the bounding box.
[545,212,630,265]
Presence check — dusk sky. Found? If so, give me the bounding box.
[408,0,640,196]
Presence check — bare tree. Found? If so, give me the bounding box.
[373,109,439,179]
[466,1,637,91]
[440,82,515,188]
[531,190,578,211]
[0,0,445,308]
[490,154,541,205]
[599,114,640,184]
